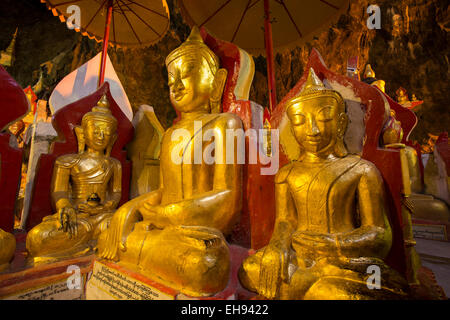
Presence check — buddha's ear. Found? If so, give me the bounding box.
[210,68,228,113]
[74,126,85,153]
[337,112,348,139]
[335,113,349,157]
[106,133,118,157]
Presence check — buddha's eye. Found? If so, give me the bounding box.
[181,71,193,80]
[316,107,334,122]
[290,114,305,126]
[167,70,176,85]
[168,75,175,86]
[181,65,195,78]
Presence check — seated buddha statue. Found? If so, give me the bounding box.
[0,228,15,272]
[239,69,408,300]
[396,87,410,105]
[382,111,450,223]
[26,95,122,265]
[97,27,243,297]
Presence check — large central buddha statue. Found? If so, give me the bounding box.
[26,95,122,265]
[239,69,408,300]
[97,27,243,297]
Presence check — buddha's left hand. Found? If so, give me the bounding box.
[293,231,337,255]
[78,203,105,215]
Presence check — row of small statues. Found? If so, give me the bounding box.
[0,27,447,299]
[362,64,449,222]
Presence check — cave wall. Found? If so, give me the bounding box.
[0,0,448,142]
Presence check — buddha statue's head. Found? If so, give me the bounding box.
[165,26,227,114]
[75,94,118,155]
[285,69,348,159]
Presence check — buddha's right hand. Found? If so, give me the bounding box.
[58,207,78,239]
[98,191,161,260]
[258,242,289,299]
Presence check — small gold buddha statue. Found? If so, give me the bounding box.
[362,64,386,93]
[239,69,408,300]
[26,95,122,265]
[0,228,15,272]
[97,27,243,297]
[396,87,410,105]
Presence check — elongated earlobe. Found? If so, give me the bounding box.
[334,113,348,157]
[337,113,348,138]
[106,133,118,157]
[210,68,227,113]
[75,126,85,153]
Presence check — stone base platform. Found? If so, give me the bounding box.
[1,233,446,300]
[411,266,448,300]
[0,254,94,300]
[86,244,256,300]
[413,218,450,241]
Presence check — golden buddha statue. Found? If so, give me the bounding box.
[382,113,450,223]
[396,87,410,105]
[0,228,15,272]
[362,64,386,93]
[239,69,408,300]
[97,27,243,297]
[26,95,122,265]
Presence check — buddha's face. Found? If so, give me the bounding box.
[287,96,344,155]
[83,119,114,152]
[167,55,215,113]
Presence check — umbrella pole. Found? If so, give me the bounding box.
[98,0,113,88]
[264,0,277,112]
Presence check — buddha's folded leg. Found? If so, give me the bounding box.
[303,259,409,300]
[238,250,264,293]
[239,248,301,299]
[285,267,318,300]
[304,275,407,300]
[410,194,450,222]
[120,224,231,297]
[26,216,93,262]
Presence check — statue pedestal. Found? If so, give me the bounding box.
[412,218,450,241]
[85,260,177,300]
[0,254,94,300]
[86,245,255,300]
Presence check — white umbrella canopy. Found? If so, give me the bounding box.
[41,0,170,48]
[49,52,133,121]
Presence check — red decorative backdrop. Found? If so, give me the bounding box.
[0,66,29,233]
